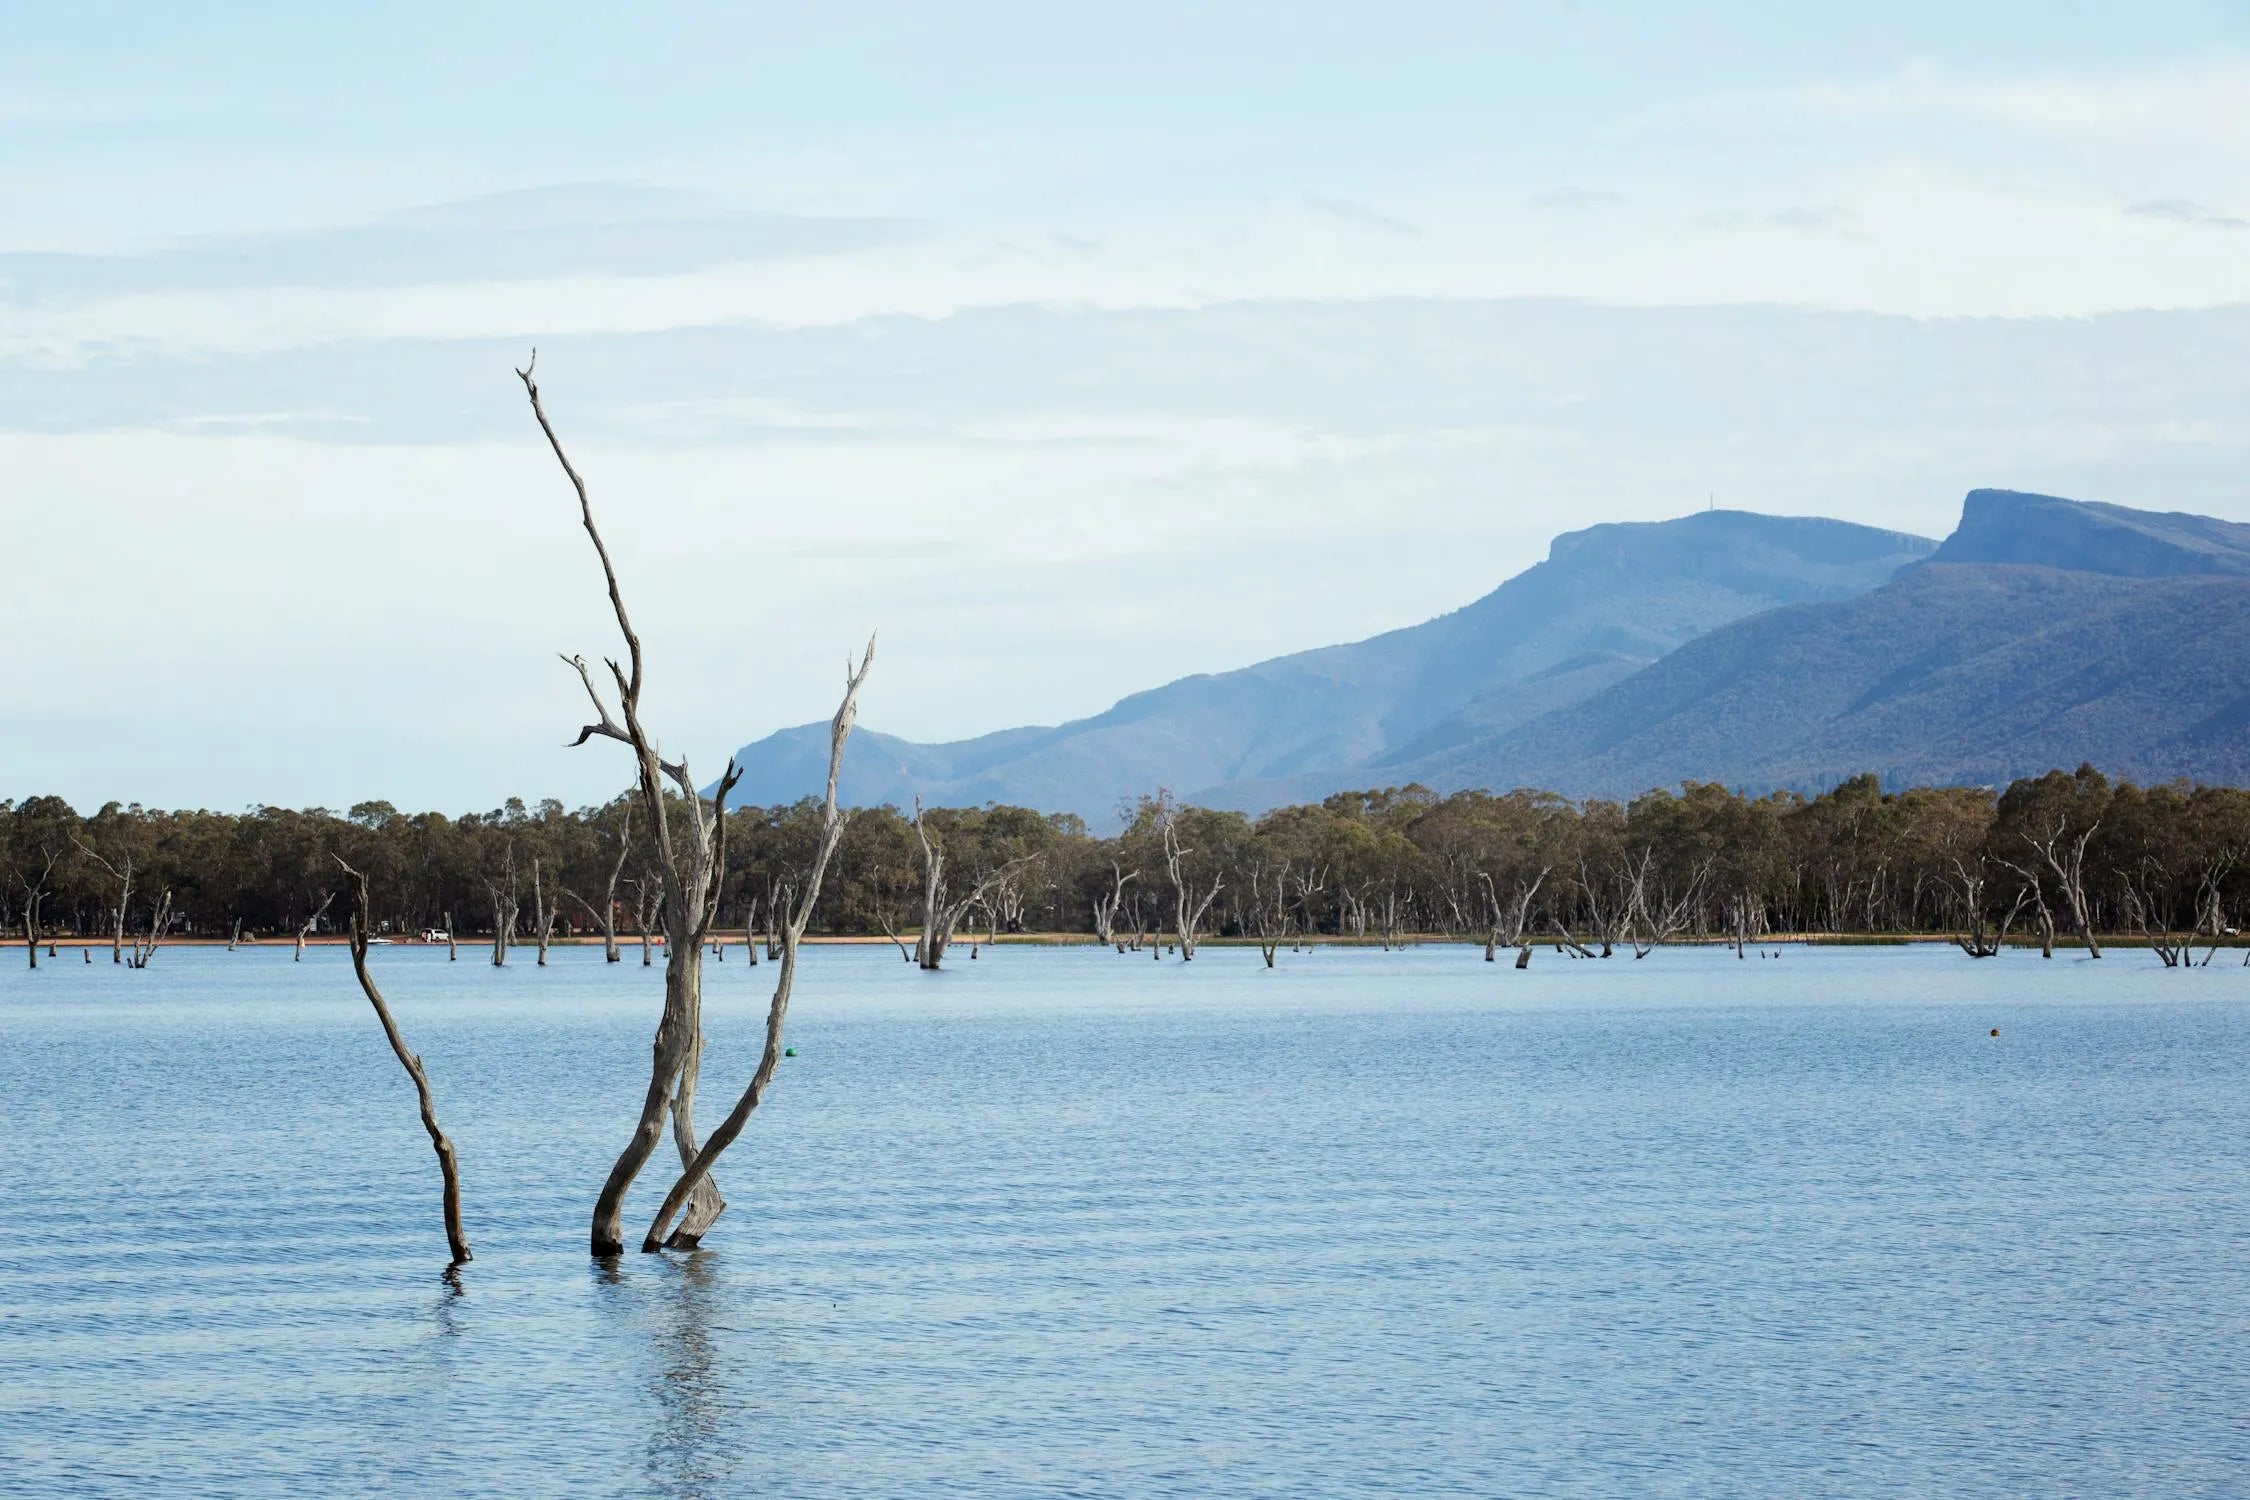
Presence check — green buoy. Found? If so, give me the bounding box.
[784,1047,797,1057]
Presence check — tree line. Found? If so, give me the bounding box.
[7,763,2246,969]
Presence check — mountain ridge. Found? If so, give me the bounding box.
[723,508,1933,821]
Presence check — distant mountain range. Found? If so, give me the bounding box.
[726,488,2250,821]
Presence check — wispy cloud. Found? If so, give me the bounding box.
[1702,204,1864,238]
[1302,193,1422,238]
[1530,187,1624,211]
[2124,197,2248,230]
[0,182,918,303]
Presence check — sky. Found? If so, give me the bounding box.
[7,1,2250,813]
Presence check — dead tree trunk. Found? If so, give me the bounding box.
[1162,815,1222,960]
[627,876,659,967]
[531,856,554,967]
[641,643,873,1250]
[875,905,917,963]
[72,839,133,964]
[338,857,471,1266]
[600,813,630,961]
[130,890,173,968]
[764,877,788,960]
[295,891,336,962]
[521,350,838,1256]
[483,847,519,968]
[1093,862,1139,948]
[1479,868,1548,966]
[2028,819,2103,958]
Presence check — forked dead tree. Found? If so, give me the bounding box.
[2027,817,2102,958]
[639,640,873,1251]
[1620,848,1710,959]
[910,800,1034,970]
[1995,857,2057,958]
[337,857,471,1266]
[1093,861,1139,947]
[71,838,135,964]
[483,845,519,968]
[128,890,173,969]
[1479,867,1548,965]
[517,351,870,1257]
[1948,857,2027,958]
[1162,813,1223,960]
[1246,859,1293,967]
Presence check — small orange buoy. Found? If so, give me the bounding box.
[1990,1028,2000,1038]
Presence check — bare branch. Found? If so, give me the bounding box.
[334,855,471,1266]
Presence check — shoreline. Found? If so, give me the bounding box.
[4,932,2237,952]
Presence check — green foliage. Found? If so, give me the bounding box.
[6,767,2250,943]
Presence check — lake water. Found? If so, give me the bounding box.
[3,942,2247,1497]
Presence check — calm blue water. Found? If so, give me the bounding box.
[3,942,2248,1497]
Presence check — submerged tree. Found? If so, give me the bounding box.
[516,351,875,1257]
[640,641,874,1251]
[338,857,470,1266]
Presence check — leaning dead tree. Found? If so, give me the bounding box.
[639,641,874,1252]
[337,856,471,1266]
[294,890,336,962]
[518,351,865,1256]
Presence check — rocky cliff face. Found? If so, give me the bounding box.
[1929,488,2250,578]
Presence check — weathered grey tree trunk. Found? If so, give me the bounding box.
[1094,862,1138,947]
[338,857,471,1265]
[130,890,173,968]
[484,848,518,968]
[641,641,873,1252]
[518,352,775,1256]
[531,856,554,966]
[600,809,630,962]
[910,801,1034,971]
[1161,815,1222,960]
[2028,820,2102,958]
[633,879,660,968]
[72,839,133,964]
